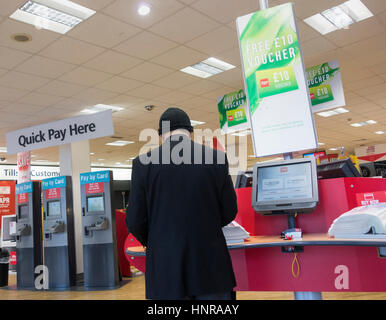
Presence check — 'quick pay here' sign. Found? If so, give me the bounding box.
[6,110,114,154]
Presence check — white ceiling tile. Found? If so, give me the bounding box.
[53,98,90,111]
[17,92,64,107]
[0,85,28,101]
[149,7,220,43]
[155,91,194,104]
[120,62,174,82]
[15,55,76,79]
[102,95,145,109]
[0,70,49,91]
[84,50,143,74]
[68,13,140,48]
[210,68,243,87]
[95,76,144,93]
[102,0,184,29]
[36,80,87,98]
[73,88,119,105]
[72,0,115,11]
[301,37,337,58]
[0,0,28,16]
[126,84,172,99]
[185,26,238,55]
[179,80,222,95]
[215,47,242,67]
[152,71,198,89]
[192,0,260,23]
[1,102,46,115]
[39,37,106,65]
[151,46,207,70]
[202,86,238,100]
[325,18,385,47]
[0,46,30,69]
[291,0,343,19]
[363,0,386,15]
[0,19,59,54]
[296,20,321,43]
[114,31,178,60]
[58,66,112,86]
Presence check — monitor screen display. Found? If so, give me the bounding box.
[87,196,104,213]
[47,200,61,217]
[257,162,313,202]
[1,215,16,242]
[18,205,29,220]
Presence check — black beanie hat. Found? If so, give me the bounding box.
[158,107,193,135]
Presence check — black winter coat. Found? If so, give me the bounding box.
[126,134,238,299]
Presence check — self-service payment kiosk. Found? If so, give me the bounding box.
[15,181,42,289]
[80,170,119,288]
[42,176,76,289]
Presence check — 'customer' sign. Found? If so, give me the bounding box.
[6,110,114,154]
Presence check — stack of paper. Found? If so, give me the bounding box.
[328,204,386,239]
[222,221,250,245]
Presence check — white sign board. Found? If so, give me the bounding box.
[0,165,131,181]
[236,3,318,157]
[6,110,114,154]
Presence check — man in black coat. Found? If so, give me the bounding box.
[126,107,238,300]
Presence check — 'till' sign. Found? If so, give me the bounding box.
[6,110,114,154]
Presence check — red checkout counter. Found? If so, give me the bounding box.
[125,177,386,294]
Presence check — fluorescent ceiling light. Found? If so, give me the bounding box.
[10,0,95,34]
[304,13,338,35]
[191,120,205,127]
[35,159,49,162]
[180,58,235,79]
[317,107,349,117]
[138,4,150,16]
[318,142,325,146]
[329,148,338,151]
[340,0,373,22]
[90,152,95,155]
[322,6,354,29]
[106,140,134,147]
[351,120,376,127]
[0,147,7,153]
[81,104,124,114]
[98,158,105,161]
[375,131,385,135]
[303,0,373,35]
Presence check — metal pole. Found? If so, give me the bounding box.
[259,0,269,10]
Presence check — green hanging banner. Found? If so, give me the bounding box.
[236,3,317,157]
[217,89,250,134]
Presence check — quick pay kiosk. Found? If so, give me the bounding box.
[42,176,76,289]
[15,181,42,289]
[80,170,119,288]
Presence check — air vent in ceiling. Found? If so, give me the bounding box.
[11,33,32,42]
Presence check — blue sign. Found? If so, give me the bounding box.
[15,181,33,195]
[80,171,110,185]
[42,176,67,190]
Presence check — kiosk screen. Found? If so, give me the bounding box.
[87,196,104,213]
[18,205,28,220]
[257,162,313,202]
[48,200,61,217]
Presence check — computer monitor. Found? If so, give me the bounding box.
[235,171,253,188]
[252,158,319,215]
[317,159,361,179]
[1,214,16,246]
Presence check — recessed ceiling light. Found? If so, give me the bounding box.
[98,158,105,161]
[115,162,121,165]
[0,147,7,153]
[81,104,124,114]
[329,148,338,151]
[318,142,325,146]
[191,120,206,127]
[317,107,349,117]
[90,152,95,155]
[106,140,134,147]
[375,131,385,135]
[10,0,95,34]
[138,4,151,16]
[180,57,235,79]
[35,159,49,162]
[303,0,373,35]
